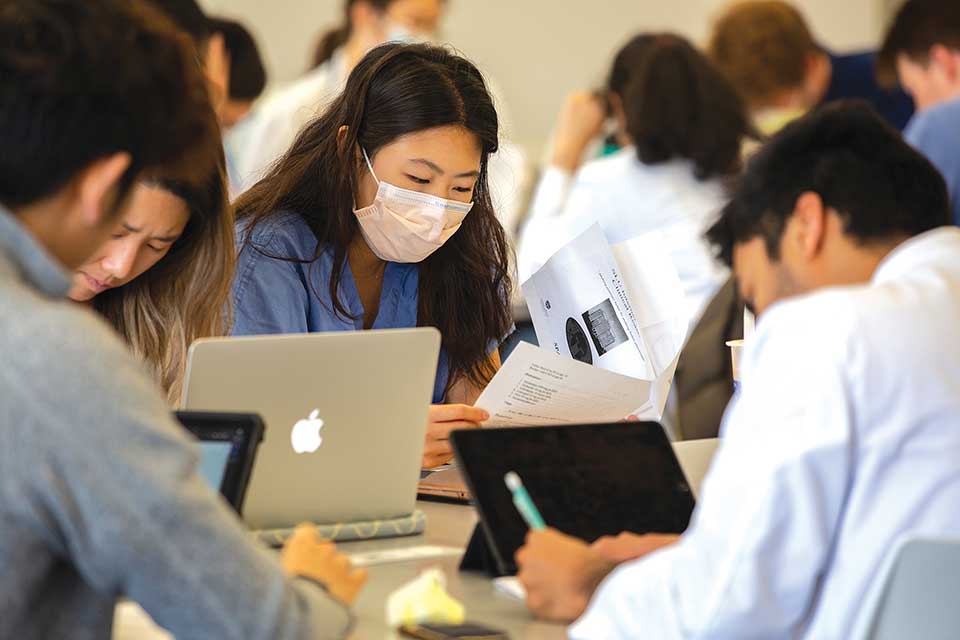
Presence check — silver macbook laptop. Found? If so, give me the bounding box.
[181,328,439,530]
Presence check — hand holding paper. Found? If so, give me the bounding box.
[523,225,687,382]
[477,224,689,430]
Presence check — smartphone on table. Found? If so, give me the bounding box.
[399,622,509,640]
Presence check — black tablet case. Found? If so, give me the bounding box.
[174,411,265,514]
[453,422,696,577]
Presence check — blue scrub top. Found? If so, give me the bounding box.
[231,211,450,403]
[905,97,960,227]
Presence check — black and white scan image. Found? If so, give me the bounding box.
[565,317,593,364]
[581,299,628,356]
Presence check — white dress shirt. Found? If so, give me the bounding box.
[517,148,730,329]
[570,227,960,639]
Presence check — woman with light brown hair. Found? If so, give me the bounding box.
[67,140,235,405]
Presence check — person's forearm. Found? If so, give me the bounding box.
[551,141,588,173]
[280,578,355,640]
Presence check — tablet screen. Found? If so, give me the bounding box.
[452,422,695,575]
[175,412,264,513]
[198,441,233,491]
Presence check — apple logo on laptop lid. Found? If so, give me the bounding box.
[291,409,324,454]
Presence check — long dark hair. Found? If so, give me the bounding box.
[236,43,512,391]
[615,33,756,180]
[313,0,393,68]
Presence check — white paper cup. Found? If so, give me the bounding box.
[726,339,745,384]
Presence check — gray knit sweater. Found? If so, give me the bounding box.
[0,207,351,639]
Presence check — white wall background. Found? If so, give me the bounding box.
[202,0,894,155]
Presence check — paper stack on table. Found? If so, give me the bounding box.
[477,224,688,429]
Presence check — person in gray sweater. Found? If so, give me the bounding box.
[0,1,366,638]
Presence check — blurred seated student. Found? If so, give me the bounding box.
[879,0,960,226]
[0,1,365,638]
[210,17,267,130]
[535,33,659,169]
[231,44,513,469]
[515,102,960,638]
[207,16,269,197]
[519,34,752,329]
[232,0,446,192]
[66,150,234,405]
[147,0,231,122]
[708,0,914,134]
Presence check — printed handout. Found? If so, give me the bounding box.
[477,225,689,429]
[475,342,653,427]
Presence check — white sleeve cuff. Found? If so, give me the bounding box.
[527,165,575,221]
[569,549,683,640]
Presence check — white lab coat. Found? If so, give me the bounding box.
[571,227,960,639]
[517,148,730,330]
[231,50,348,193]
[223,112,260,201]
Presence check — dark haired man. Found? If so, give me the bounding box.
[515,102,960,638]
[879,0,960,225]
[147,0,231,122]
[0,1,363,638]
[210,17,268,128]
[210,16,270,196]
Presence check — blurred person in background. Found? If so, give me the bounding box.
[879,0,960,225]
[147,0,231,122]
[208,16,269,196]
[517,34,755,441]
[519,34,750,329]
[210,17,267,129]
[708,0,914,135]
[232,0,447,192]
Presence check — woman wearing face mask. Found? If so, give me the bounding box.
[231,0,446,194]
[232,43,512,469]
[68,151,235,405]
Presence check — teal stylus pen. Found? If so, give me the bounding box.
[504,471,546,530]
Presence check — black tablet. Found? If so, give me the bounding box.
[174,411,264,514]
[452,422,695,576]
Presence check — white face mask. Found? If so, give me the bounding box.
[353,148,473,263]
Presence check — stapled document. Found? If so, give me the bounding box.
[478,225,689,428]
[475,342,653,427]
